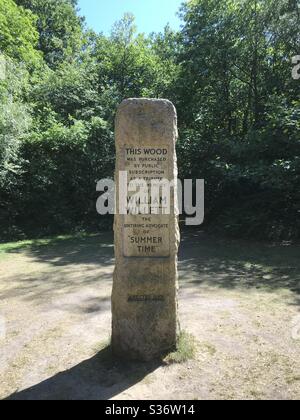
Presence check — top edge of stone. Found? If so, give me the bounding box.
[118,98,176,112]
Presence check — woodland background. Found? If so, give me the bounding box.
[0,0,299,241]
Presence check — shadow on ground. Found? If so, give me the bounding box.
[5,232,115,267]
[0,233,115,304]
[179,229,300,297]
[2,229,300,303]
[2,230,300,400]
[6,347,161,400]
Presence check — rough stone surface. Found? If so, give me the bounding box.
[112,98,180,361]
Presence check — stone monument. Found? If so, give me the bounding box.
[112,98,180,361]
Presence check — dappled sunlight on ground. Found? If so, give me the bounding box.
[0,231,300,400]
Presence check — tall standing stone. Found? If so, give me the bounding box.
[112,98,180,361]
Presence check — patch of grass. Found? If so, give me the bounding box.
[164,331,197,365]
[0,233,97,257]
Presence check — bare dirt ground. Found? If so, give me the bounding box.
[0,230,300,400]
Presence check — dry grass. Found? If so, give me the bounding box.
[1,231,300,400]
[164,332,197,364]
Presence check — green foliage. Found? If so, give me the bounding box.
[175,0,300,240]
[93,14,177,110]
[0,57,33,239]
[0,58,31,188]
[31,60,100,124]
[14,118,114,236]
[14,0,83,67]
[0,1,299,241]
[0,0,41,66]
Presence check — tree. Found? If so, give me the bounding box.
[14,0,83,67]
[0,57,32,237]
[0,0,299,241]
[175,0,300,239]
[92,14,180,125]
[0,0,41,67]
[31,59,100,125]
